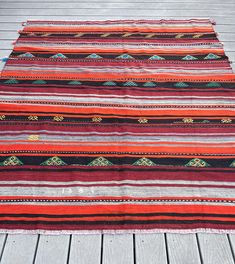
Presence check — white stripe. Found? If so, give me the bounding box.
[15,42,222,48]
[0,186,234,198]
[5,66,230,74]
[1,101,235,110]
[1,179,235,186]
[1,201,234,207]
[25,22,213,28]
[1,95,235,105]
[1,135,235,143]
[1,91,235,100]
[1,131,235,136]
[1,141,235,147]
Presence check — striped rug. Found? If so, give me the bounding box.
[0,19,235,234]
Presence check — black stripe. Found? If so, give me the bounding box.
[1,79,235,89]
[0,219,235,225]
[1,212,235,218]
[0,167,233,173]
[0,110,234,119]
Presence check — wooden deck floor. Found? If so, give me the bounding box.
[0,0,235,263]
[0,233,235,263]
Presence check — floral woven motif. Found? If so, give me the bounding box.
[0,19,235,234]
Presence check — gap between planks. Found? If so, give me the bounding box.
[0,234,235,264]
[0,0,235,2]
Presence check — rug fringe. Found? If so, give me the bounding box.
[23,18,216,25]
[1,228,235,235]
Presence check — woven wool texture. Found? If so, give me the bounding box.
[0,19,235,233]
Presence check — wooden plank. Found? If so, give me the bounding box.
[0,63,5,71]
[166,234,201,264]
[69,234,102,264]
[0,235,6,251]
[0,23,22,31]
[1,0,235,3]
[0,49,12,58]
[103,234,134,264]
[228,235,235,260]
[218,33,235,41]
[0,31,19,39]
[1,22,235,32]
[0,16,235,24]
[0,234,7,261]
[135,233,167,264]
[227,52,235,62]
[197,234,234,264]
[0,234,38,264]
[2,2,235,9]
[34,235,70,264]
[216,25,235,33]
[0,9,235,16]
[0,41,14,49]
[223,42,235,52]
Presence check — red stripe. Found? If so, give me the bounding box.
[1,222,235,231]
[0,167,234,182]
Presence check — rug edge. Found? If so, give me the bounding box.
[1,228,235,235]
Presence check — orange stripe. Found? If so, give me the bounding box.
[1,196,235,202]
[22,26,214,33]
[0,112,232,120]
[0,143,234,155]
[1,70,235,82]
[0,204,235,215]
[0,104,235,117]
[1,140,234,147]
[2,71,235,82]
[13,46,224,55]
[0,153,232,158]
[0,216,234,222]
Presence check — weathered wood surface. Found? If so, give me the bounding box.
[69,234,102,264]
[34,235,71,264]
[1,2,235,9]
[135,234,167,264]
[166,234,201,264]
[0,0,235,263]
[0,235,38,264]
[197,234,235,264]
[103,234,134,264]
[0,233,235,263]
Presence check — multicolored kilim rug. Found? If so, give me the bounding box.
[0,19,235,234]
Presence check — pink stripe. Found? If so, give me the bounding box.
[7,59,230,69]
[0,167,234,182]
[1,183,235,189]
[1,85,235,97]
[1,124,234,134]
[25,19,215,25]
[17,38,220,44]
